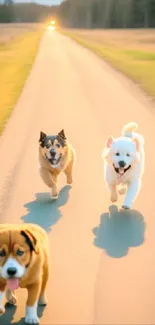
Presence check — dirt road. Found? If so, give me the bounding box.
[0,30,155,325]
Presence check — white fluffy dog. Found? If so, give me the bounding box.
[102,122,145,209]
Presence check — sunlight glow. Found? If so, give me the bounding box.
[48,25,56,31]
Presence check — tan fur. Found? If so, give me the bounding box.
[0,224,49,315]
[39,143,75,198]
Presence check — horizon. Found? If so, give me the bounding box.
[13,0,62,5]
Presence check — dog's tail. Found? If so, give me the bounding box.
[122,122,138,138]
[122,122,144,145]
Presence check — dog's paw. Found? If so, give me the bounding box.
[122,205,131,210]
[0,306,5,315]
[110,192,118,203]
[51,194,58,200]
[5,289,17,305]
[25,315,39,324]
[67,176,73,185]
[38,294,47,306]
[67,180,73,185]
[118,187,126,195]
[51,189,58,200]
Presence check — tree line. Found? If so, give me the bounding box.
[0,0,155,28]
[0,1,58,23]
[58,0,155,28]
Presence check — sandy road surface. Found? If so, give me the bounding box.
[0,31,155,324]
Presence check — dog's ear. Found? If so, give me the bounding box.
[58,129,67,140]
[39,131,47,143]
[102,136,114,160]
[105,136,114,148]
[21,229,39,254]
[133,137,140,152]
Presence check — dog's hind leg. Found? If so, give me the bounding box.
[5,288,17,305]
[64,162,73,185]
[38,262,49,306]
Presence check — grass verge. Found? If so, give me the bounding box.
[0,25,44,134]
[60,29,155,100]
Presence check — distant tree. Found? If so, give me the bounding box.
[0,0,14,22]
[58,0,155,29]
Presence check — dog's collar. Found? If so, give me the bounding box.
[113,164,131,175]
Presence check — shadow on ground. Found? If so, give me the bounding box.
[21,185,71,232]
[0,303,45,325]
[93,205,145,258]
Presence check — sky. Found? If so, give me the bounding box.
[14,0,62,5]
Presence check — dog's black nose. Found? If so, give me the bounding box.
[119,160,126,168]
[7,267,17,276]
[50,149,56,158]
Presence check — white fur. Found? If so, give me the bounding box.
[49,162,60,169]
[0,291,5,314]
[102,122,145,209]
[1,257,25,279]
[25,302,39,324]
[46,150,60,165]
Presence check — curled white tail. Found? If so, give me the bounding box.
[122,122,138,138]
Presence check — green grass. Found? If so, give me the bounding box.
[0,26,44,134]
[60,29,155,99]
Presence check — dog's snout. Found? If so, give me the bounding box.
[7,267,17,276]
[119,160,126,168]
[50,149,56,158]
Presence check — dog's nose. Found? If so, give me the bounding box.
[50,149,56,158]
[7,267,17,276]
[119,160,126,168]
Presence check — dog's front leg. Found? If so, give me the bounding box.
[122,180,140,209]
[39,168,58,199]
[25,282,40,324]
[0,283,6,315]
[0,292,5,315]
[108,184,118,203]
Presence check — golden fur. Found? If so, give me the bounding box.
[0,223,49,319]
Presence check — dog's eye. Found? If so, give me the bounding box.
[46,143,51,149]
[16,249,24,257]
[0,249,6,257]
[126,153,130,157]
[116,152,120,156]
[56,144,60,148]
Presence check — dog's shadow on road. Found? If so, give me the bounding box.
[0,303,45,325]
[21,185,71,233]
[93,205,145,258]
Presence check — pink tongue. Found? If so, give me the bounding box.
[7,278,19,290]
[119,167,124,175]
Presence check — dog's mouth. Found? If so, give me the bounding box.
[46,155,62,166]
[113,165,131,175]
[7,277,19,290]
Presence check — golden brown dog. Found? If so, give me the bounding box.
[0,223,49,324]
[39,129,76,198]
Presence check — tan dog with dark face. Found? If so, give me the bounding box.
[39,129,76,199]
[0,224,49,324]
